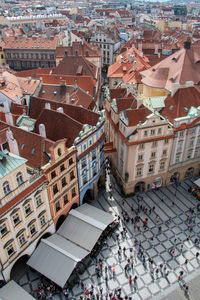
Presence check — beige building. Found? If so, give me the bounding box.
[0,130,54,281]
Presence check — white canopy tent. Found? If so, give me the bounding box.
[27,204,114,287]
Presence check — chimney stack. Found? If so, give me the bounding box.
[45,102,51,109]
[120,55,123,64]
[133,60,137,72]
[39,124,46,138]
[6,127,19,156]
[57,107,64,113]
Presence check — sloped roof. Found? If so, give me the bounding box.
[29,97,99,126]
[52,56,97,79]
[0,150,27,179]
[35,108,83,147]
[141,45,200,93]
[161,86,200,123]
[124,106,151,126]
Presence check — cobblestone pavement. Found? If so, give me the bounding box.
[18,177,200,299]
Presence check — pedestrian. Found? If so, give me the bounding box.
[196,252,199,259]
[133,275,137,284]
[100,287,103,296]
[153,206,155,212]
[180,243,184,253]
[122,199,125,206]
[155,268,159,278]
[184,259,188,265]
[129,275,132,285]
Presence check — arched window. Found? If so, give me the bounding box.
[16,172,23,186]
[3,181,11,195]
[57,148,62,156]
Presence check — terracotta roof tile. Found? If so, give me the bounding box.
[4,36,58,50]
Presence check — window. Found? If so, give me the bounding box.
[83,173,87,185]
[192,128,196,135]
[149,165,154,173]
[55,201,61,212]
[57,148,62,156]
[70,171,75,181]
[175,154,180,163]
[72,188,76,198]
[53,184,58,195]
[180,131,184,137]
[158,128,162,134]
[82,159,86,168]
[13,213,20,227]
[36,195,42,207]
[60,164,65,172]
[6,244,14,257]
[51,171,56,179]
[139,143,144,150]
[16,172,23,186]
[19,234,26,247]
[162,149,167,155]
[69,158,73,166]
[0,223,8,237]
[138,154,143,161]
[3,181,11,195]
[40,215,46,227]
[61,177,67,188]
[144,130,148,137]
[187,150,192,159]
[164,139,169,144]
[24,204,32,217]
[151,129,155,135]
[93,165,97,176]
[151,152,156,158]
[63,194,68,205]
[160,161,165,170]
[152,141,157,147]
[92,151,96,160]
[190,140,194,147]
[29,224,36,236]
[136,167,142,176]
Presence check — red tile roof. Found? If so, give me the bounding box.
[125,106,151,126]
[161,86,200,123]
[4,36,58,50]
[52,56,97,79]
[141,45,200,93]
[29,96,99,127]
[0,121,55,168]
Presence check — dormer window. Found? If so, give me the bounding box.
[57,148,62,156]
[16,172,23,186]
[3,181,11,196]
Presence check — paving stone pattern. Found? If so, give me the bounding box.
[19,177,200,299]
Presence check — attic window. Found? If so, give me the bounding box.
[75,50,78,56]
[85,51,89,56]
[64,51,68,56]
[170,78,175,82]
[57,148,62,156]
[172,57,177,61]
[169,105,173,110]
[152,68,156,72]
[54,91,57,95]
[21,144,25,150]
[42,90,46,94]
[184,107,188,112]
[31,148,36,155]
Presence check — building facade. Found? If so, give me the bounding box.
[74,111,105,204]
[0,147,54,281]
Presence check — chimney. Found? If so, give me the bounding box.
[57,107,64,113]
[65,93,70,103]
[140,51,143,58]
[138,42,142,53]
[45,102,51,109]
[158,52,161,58]
[3,101,10,113]
[154,43,159,54]
[128,53,131,62]
[133,60,137,72]
[6,127,19,156]
[120,55,123,64]
[132,44,135,49]
[5,112,14,126]
[39,124,46,138]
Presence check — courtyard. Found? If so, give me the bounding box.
[17,176,200,299]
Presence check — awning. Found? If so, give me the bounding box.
[194,178,200,187]
[0,280,35,300]
[27,237,88,288]
[27,204,114,288]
